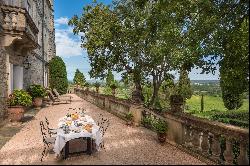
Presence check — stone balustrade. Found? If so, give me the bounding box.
[74,88,249,165]
[74,89,132,121]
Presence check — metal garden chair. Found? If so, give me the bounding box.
[40,121,56,162]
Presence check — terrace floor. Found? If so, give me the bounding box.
[0,94,207,165]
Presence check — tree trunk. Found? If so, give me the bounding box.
[131,68,144,103]
[150,78,160,107]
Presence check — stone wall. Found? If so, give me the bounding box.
[0,0,55,119]
[0,48,8,119]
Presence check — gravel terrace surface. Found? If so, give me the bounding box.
[0,94,206,165]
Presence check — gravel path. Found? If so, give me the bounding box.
[0,94,206,165]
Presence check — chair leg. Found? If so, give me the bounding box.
[41,145,47,162]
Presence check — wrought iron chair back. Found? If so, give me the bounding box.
[44,117,57,137]
[96,116,110,149]
[96,113,104,126]
[40,121,56,162]
[99,118,110,137]
[40,121,49,143]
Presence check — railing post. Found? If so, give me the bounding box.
[211,133,221,161]
[191,128,201,149]
[130,104,142,127]
[170,95,184,113]
[223,138,234,165]
[237,142,249,165]
[201,131,210,155]
[184,125,192,147]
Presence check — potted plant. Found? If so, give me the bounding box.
[110,83,117,96]
[170,94,184,113]
[152,119,168,143]
[94,82,101,93]
[142,116,152,129]
[28,84,47,107]
[125,112,133,126]
[85,82,90,91]
[7,89,32,122]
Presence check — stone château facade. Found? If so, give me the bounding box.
[0,0,56,119]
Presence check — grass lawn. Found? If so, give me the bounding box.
[186,95,249,128]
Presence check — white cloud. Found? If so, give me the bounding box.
[55,17,69,25]
[55,27,86,57]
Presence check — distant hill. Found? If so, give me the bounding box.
[190,80,219,84]
[68,79,220,84]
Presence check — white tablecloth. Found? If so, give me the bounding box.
[53,115,102,155]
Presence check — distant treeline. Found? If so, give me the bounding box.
[191,82,249,99]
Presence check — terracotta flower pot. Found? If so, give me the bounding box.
[157,133,166,143]
[8,106,25,122]
[126,120,133,126]
[33,97,43,107]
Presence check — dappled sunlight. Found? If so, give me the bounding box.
[0,94,205,165]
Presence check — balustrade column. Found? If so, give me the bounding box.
[237,142,249,165]
[184,125,192,147]
[201,131,210,155]
[191,128,201,149]
[223,138,234,165]
[211,134,221,160]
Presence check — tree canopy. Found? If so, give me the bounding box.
[69,0,249,109]
[73,69,86,87]
[49,56,68,94]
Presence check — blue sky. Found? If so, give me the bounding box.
[54,0,220,81]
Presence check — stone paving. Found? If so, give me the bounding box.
[0,108,40,150]
[0,94,207,165]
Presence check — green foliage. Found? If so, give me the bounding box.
[153,96,163,111]
[94,81,101,88]
[69,0,249,115]
[116,87,131,100]
[8,90,32,107]
[125,112,133,121]
[142,116,153,128]
[28,84,47,99]
[73,69,86,87]
[177,69,193,102]
[218,12,249,110]
[201,94,204,112]
[186,95,249,128]
[211,110,249,121]
[192,82,222,97]
[49,56,68,94]
[152,119,168,134]
[142,83,153,107]
[106,70,114,87]
[221,89,244,110]
[110,80,118,90]
[102,86,112,95]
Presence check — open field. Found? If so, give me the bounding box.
[186,95,249,128]
[186,95,249,113]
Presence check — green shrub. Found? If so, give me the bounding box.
[152,119,168,134]
[110,82,118,90]
[210,110,249,128]
[49,56,68,94]
[142,116,153,128]
[216,118,249,128]
[211,110,249,122]
[7,89,32,107]
[94,82,101,88]
[28,84,47,99]
[125,112,133,121]
[103,86,112,95]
